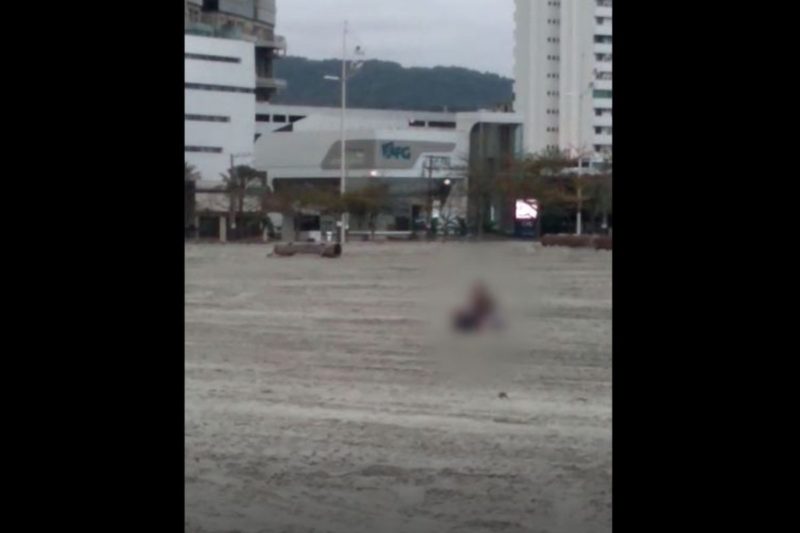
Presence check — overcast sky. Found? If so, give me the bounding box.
[276,0,515,77]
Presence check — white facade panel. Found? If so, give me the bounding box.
[593,42,613,54]
[254,106,522,183]
[593,114,613,127]
[594,79,612,91]
[595,6,613,18]
[592,97,613,109]
[256,129,462,182]
[185,34,256,182]
[594,22,613,36]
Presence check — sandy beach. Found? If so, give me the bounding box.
[185,241,612,533]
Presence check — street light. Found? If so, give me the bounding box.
[323,22,364,244]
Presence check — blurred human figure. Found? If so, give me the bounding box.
[452,282,504,333]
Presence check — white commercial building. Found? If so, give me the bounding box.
[185,34,257,182]
[514,0,612,158]
[254,104,525,238]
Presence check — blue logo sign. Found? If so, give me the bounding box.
[381,142,411,160]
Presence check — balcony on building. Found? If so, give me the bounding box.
[185,22,217,37]
[595,59,613,73]
[594,42,613,54]
[594,21,613,36]
[255,34,286,51]
[256,76,287,91]
[593,114,613,127]
[593,98,613,111]
[594,79,612,91]
[594,134,613,146]
[595,6,613,19]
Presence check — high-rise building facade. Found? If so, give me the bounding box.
[185,1,287,102]
[184,0,287,182]
[185,34,257,181]
[514,0,612,159]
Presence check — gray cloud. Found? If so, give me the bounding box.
[276,0,514,77]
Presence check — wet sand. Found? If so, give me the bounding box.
[185,242,611,533]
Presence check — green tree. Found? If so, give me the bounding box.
[504,149,612,235]
[343,184,391,239]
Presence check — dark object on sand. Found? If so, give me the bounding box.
[593,236,612,250]
[452,282,501,333]
[541,234,612,250]
[272,242,342,258]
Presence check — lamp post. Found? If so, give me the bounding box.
[323,21,364,244]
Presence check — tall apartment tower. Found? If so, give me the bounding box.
[185,0,287,101]
[514,0,612,159]
[185,0,287,181]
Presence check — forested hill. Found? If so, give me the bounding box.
[272,56,514,112]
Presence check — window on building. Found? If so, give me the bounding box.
[185,114,230,122]
[256,114,271,122]
[593,89,613,99]
[273,115,287,123]
[428,121,457,129]
[409,120,426,127]
[594,35,613,44]
[185,53,241,63]
[289,115,306,123]
[185,146,223,153]
[185,83,255,94]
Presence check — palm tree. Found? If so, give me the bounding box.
[185,162,201,236]
[220,165,266,239]
[185,161,200,183]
